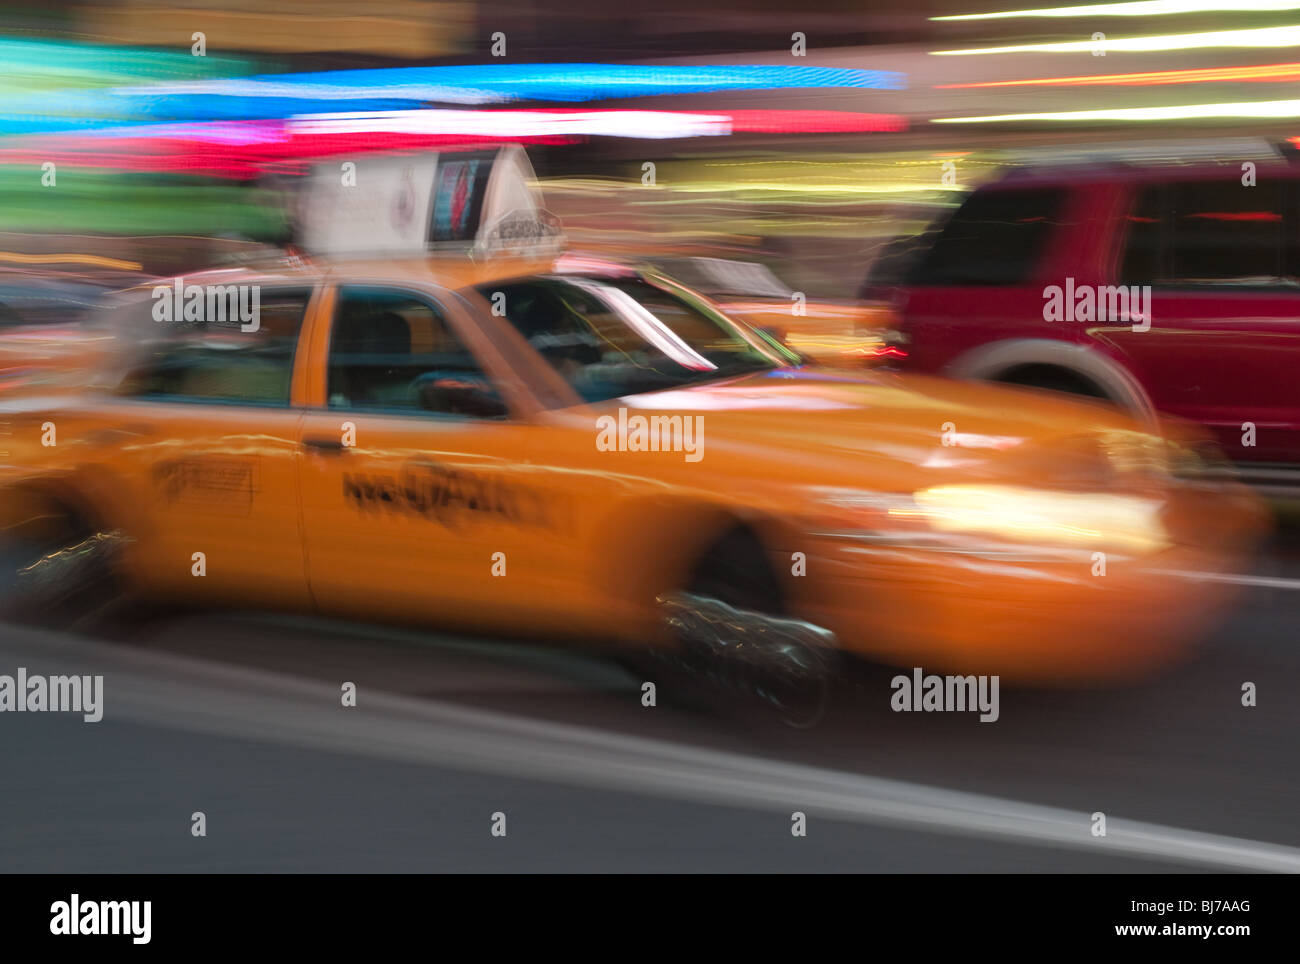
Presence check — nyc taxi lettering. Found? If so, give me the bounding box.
[343,461,554,529]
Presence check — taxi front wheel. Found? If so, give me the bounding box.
[655,526,841,729]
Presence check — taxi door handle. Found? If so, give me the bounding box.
[302,436,348,453]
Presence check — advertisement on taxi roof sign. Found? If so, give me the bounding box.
[298,145,562,259]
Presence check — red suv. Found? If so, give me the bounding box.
[869,163,1300,485]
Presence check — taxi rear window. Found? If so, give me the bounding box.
[117,287,311,406]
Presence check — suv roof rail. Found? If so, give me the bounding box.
[994,160,1133,182]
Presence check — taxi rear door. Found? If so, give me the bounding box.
[111,284,319,608]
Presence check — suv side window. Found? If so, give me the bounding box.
[326,286,507,419]
[908,187,1067,286]
[1121,180,1296,287]
[119,286,310,406]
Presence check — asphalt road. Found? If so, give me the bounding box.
[2,524,1300,872]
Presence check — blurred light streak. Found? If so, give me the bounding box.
[290,109,733,139]
[934,99,1300,121]
[932,24,1300,55]
[718,110,906,133]
[638,181,959,195]
[0,37,257,84]
[78,120,288,144]
[0,150,269,179]
[0,167,288,233]
[0,111,904,179]
[935,62,1300,87]
[0,38,263,136]
[0,251,141,271]
[933,0,1300,20]
[111,63,905,113]
[288,108,904,138]
[0,65,904,137]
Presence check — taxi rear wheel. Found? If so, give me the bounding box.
[0,505,121,625]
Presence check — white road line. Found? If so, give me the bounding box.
[5,624,1300,873]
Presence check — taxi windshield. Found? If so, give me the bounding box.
[476,275,795,403]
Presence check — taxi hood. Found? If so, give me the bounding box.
[593,367,1162,488]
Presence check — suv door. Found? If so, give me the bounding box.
[897,185,1082,373]
[1111,177,1300,463]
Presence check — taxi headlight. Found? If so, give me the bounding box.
[906,484,1169,555]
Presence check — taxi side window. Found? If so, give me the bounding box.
[326,287,507,419]
[119,287,310,406]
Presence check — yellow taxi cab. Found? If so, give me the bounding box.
[0,253,1268,720]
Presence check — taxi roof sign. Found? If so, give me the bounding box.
[297,145,562,259]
